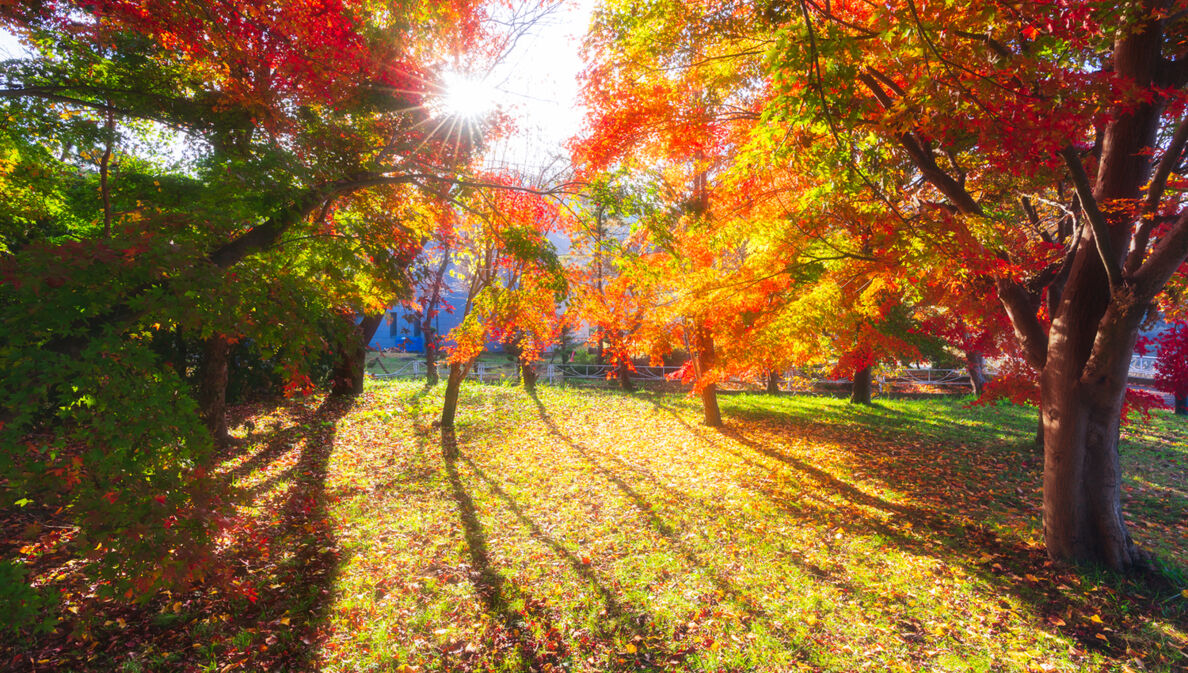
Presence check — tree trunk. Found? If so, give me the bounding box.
[1175,394,1187,415]
[331,313,383,397]
[850,366,873,404]
[441,362,465,429]
[198,334,229,443]
[617,360,634,392]
[521,361,537,392]
[1038,231,1149,569]
[765,369,780,394]
[1040,369,1142,569]
[99,107,115,239]
[965,351,987,397]
[424,326,439,386]
[694,325,721,426]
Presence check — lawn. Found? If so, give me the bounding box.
[5,382,1186,672]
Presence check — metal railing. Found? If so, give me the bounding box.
[366,356,1167,391]
[1130,355,1158,378]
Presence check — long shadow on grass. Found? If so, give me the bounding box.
[211,394,355,670]
[441,427,571,670]
[650,395,1188,661]
[526,391,801,655]
[457,453,698,670]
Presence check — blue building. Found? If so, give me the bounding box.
[366,289,490,353]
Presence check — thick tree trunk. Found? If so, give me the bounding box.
[617,360,634,392]
[441,362,466,429]
[521,361,537,392]
[965,352,987,397]
[1039,232,1149,569]
[850,366,873,405]
[1175,394,1187,415]
[1040,370,1143,569]
[765,369,780,394]
[198,334,229,443]
[331,313,383,397]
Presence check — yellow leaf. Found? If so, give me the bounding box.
[279,617,291,626]
[1089,614,1103,624]
[172,601,183,613]
[1024,574,1039,583]
[625,643,637,654]
[1181,589,1188,599]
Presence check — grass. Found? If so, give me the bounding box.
[5,382,1186,671]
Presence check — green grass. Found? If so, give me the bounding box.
[7,383,1186,671]
[318,384,1188,671]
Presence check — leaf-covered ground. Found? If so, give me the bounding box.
[4,381,1187,671]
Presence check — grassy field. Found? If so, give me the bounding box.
[6,382,1187,671]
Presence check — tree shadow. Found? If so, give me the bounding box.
[676,397,1188,660]
[205,394,356,670]
[440,427,570,670]
[23,395,359,671]
[526,391,781,640]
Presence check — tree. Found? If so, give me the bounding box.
[1153,321,1188,415]
[0,0,493,603]
[439,175,567,430]
[575,0,770,425]
[758,0,1188,568]
[412,237,455,386]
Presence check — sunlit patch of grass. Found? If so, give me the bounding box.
[303,382,1186,672]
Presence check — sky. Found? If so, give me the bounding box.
[471,0,597,179]
[0,26,26,59]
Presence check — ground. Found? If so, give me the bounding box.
[4,382,1187,672]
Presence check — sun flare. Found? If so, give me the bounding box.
[437,71,498,121]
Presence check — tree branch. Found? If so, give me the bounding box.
[1134,207,1188,300]
[1129,114,1188,273]
[1060,146,1121,288]
[996,278,1048,369]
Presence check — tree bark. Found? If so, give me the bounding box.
[850,366,873,405]
[197,334,229,443]
[1040,364,1143,569]
[765,369,781,394]
[1175,394,1187,415]
[330,313,383,397]
[617,359,634,392]
[694,325,721,426]
[965,351,987,397]
[521,361,537,392]
[441,361,466,429]
[424,327,439,386]
[99,106,115,239]
[421,246,451,387]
